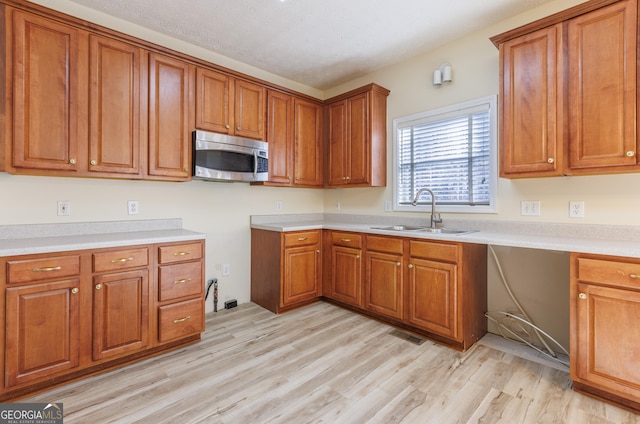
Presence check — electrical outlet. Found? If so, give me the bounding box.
[569,201,585,218]
[336,201,341,211]
[276,200,283,210]
[57,200,71,216]
[384,201,392,212]
[222,264,230,276]
[127,200,139,215]
[520,200,540,216]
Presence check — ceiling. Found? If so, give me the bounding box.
[67,0,559,90]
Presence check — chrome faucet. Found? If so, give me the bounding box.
[412,188,443,229]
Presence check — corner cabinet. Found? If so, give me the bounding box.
[0,239,205,400]
[324,83,390,187]
[251,229,322,313]
[492,0,639,178]
[570,252,640,411]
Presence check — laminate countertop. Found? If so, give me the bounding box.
[251,213,640,259]
[0,219,205,257]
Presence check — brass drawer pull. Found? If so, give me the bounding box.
[32,266,62,272]
[631,274,640,279]
[341,239,351,242]
[173,252,191,256]
[298,237,308,241]
[111,257,134,263]
[174,278,192,284]
[173,316,191,324]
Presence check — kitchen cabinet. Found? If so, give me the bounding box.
[570,253,640,411]
[6,9,87,174]
[155,241,204,344]
[263,90,323,187]
[251,229,322,313]
[325,83,389,187]
[325,231,363,308]
[196,68,266,140]
[148,52,194,181]
[492,0,639,178]
[89,35,146,177]
[0,238,204,400]
[365,235,404,320]
[91,247,150,361]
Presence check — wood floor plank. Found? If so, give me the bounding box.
[19,302,640,423]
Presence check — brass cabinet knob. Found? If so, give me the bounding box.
[90,160,97,165]
[316,249,321,253]
[356,255,360,259]
[69,158,76,164]
[236,126,241,130]
[578,293,587,299]
[408,264,414,269]
[225,124,230,129]
[71,288,79,294]
[396,262,401,267]
[547,158,555,163]
[95,284,103,290]
[627,151,635,157]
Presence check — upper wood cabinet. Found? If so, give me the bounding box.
[148,52,194,181]
[493,0,639,178]
[196,68,266,140]
[325,83,389,187]
[8,9,87,174]
[89,35,146,177]
[263,90,323,187]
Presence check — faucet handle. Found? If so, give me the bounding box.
[432,212,443,224]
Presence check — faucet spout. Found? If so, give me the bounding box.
[412,188,443,229]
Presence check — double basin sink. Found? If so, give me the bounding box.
[371,225,474,235]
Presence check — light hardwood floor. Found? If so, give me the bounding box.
[22,302,640,423]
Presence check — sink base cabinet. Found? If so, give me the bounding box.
[0,239,205,401]
[570,253,640,411]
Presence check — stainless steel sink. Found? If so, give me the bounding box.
[372,225,475,235]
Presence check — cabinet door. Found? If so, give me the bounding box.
[196,68,232,134]
[293,98,323,186]
[567,0,637,170]
[331,245,363,308]
[573,283,640,399]
[93,269,149,361]
[346,92,369,184]
[266,90,294,185]
[500,24,562,177]
[365,250,403,320]
[11,10,86,172]
[148,53,194,180]
[407,257,458,339]
[89,35,145,176]
[326,101,347,185]
[282,244,320,307]
[5,280,80,387]
[234,79,265,140]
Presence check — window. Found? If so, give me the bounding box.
[393,95,497,213]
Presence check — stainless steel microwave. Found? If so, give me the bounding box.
[192,130,268,182]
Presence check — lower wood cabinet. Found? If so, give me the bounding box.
[0,239,205,400]
[570,253,640,411]
[251,229,322,313]
[365,236,404,320]
[326,232,363,308]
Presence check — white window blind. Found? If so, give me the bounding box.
[393,95,497,213]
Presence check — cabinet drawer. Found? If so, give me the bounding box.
[7,255,80,285]
[331,232,362,248]
[93,247,149,273]
[158,261,203,302]
[158,299,204,343]
[576,257,640,290]
[284,231,319,247]
[158,242,203,264]
[367,235,403,254]
[409,240,458,263]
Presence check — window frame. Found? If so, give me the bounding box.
[392,94,498,214]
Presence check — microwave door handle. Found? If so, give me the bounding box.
[253,150,258,179]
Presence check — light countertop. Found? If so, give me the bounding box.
[0,219,205,257]
[251,213,640,259]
